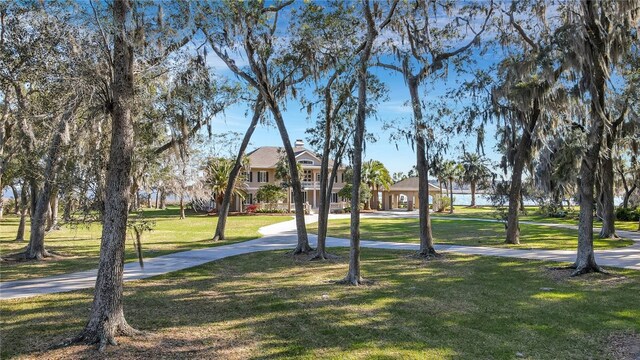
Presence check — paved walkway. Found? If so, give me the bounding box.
[1,213,638,300]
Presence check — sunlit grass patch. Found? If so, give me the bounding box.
[0,207,290,281]
[310,217,634,250]
[1,249,638,359]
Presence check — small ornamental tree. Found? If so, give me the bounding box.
[338,183,371,208]
[256,184,287,210]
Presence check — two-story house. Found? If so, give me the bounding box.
[237,140,347,211]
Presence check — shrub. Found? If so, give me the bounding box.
[246,204,258,213]
[256,185,286,205]
[538,202,567,218]
[615,207,640,221]
[439,196,452,211]
[2,199,16,214]
[256,209,287,214]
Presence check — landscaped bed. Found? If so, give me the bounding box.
[0,207,290,282]
[1,248,638,359]
[309,217,634,250]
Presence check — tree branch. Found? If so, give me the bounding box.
[375,61,403,73]
[508,9,538,52]
[262,0,295,14]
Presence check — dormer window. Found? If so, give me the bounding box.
[297,160,313,165]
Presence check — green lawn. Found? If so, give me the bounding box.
[0,207,290,282]
[435,206,639,232]
[1,249,638,359]
[309,218,633,250]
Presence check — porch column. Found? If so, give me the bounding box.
[313,189,317,208]
[381,192,387,210]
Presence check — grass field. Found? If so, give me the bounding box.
[309,217,634,250]
[1,249,638,359]
[0,208,290,282]
[435,206,639,232]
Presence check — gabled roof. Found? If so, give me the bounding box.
[246,146,330,168]
[388,177,440,192]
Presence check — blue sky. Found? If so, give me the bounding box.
[204,51,502,177]
[189,0,508,177]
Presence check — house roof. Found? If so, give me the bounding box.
[387,177,440,193]
[246,146,332,168]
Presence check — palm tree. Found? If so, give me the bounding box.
[460,153,492,207]
[205,157,247,213]
[362,160,392,210]
[441,160,463,213]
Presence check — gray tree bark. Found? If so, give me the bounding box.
[506,105,539,244]
[340,0,398,284]
[11,185,20,214]
[344,57,368,284]
[179,194,185,219]
[214,96,263,241]
[599,154,616,238]
[599,115,623,238]
[408,77,437,256]
[46,190,60,231]
[26,106,76,259]
[159,188,166,209]
[573,1,606,276]
[268,103,312,254]
[313,72,351,260]
[16,182,28,241]
[72,0,139,349]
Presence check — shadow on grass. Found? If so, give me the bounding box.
[1,249,638,359]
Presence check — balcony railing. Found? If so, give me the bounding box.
[300,181,319,189]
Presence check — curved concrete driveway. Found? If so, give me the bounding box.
[1,213,638,300]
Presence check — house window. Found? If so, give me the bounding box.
[298,160,313,165]
[301,191,307,203]
[303,170,312,182]
[249,171,253,182]
[249,193,253,204]
[341,172,345,183]
[331,193,338,203]
[257,171,269,183]
[316,173,321,182]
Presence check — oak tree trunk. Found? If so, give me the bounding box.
[599,116,621,238]
[598,153,616,238]
[506,108,538,244]
[214,97,262,241]
[11,184,20,214]
[26,107,76,259]
[622,184,636,209]
[408,78,437,257]
[16,182,28,241]
[312,85,346,260]
[46,190,60,231]
[73,0,139,349]
[573,2,606,276]
[179,194,185,219]
[159,189,166,209]
[343,27,375,285]
[344,64,366,285]
[63,193,73,222]
[267,101,311,254]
